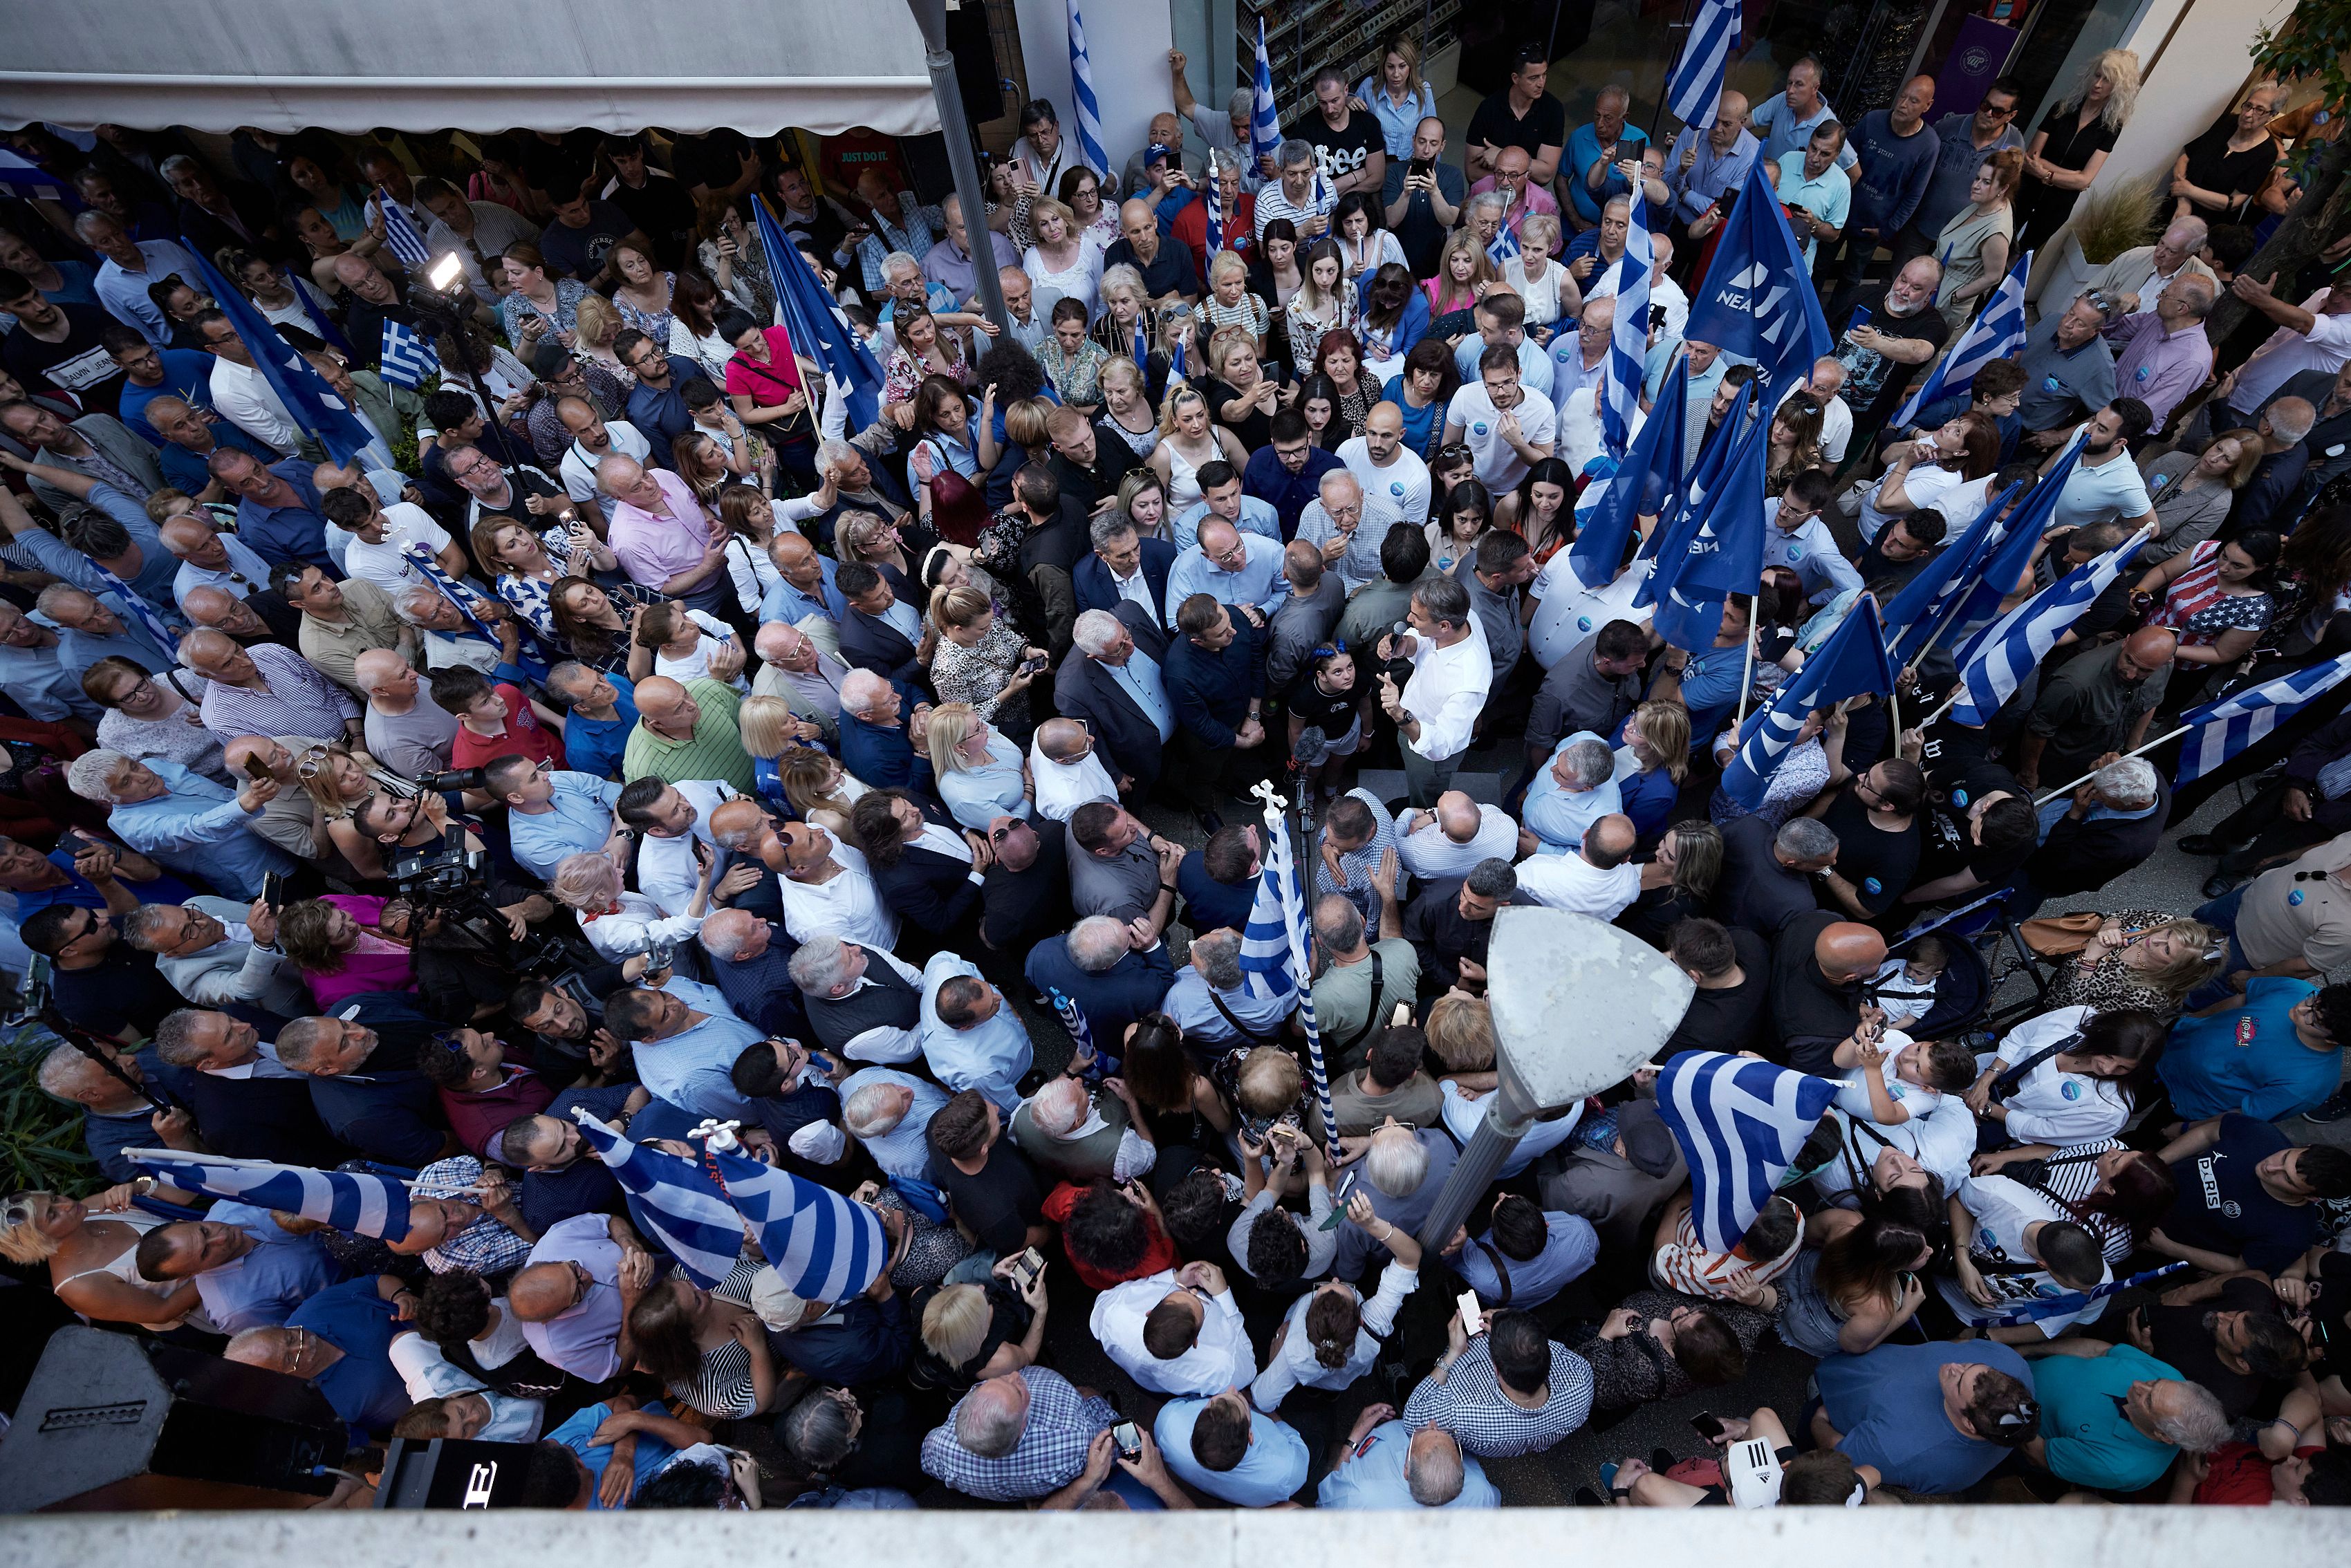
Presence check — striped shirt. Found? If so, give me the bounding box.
[2005,1139,2134,1263]
[197,642,360,743]
[1400,1338,1594,1457]
[1650,1206,1804,1300]
[620,678,759,796]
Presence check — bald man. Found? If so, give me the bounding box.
[1397,790,1521,881]
[2018,625,2178,792]
[1774,913,1889,1074]
[1104,196,1202,306]
[597,456,731,612]
[1337,401,1432,533]
[623,674,758,795]
[751,620,850,740]
[1827,75,1939,318]
[1665,88,1758,249]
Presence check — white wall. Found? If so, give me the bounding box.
[2097,0,2295,200]
[1012,0,1178,180]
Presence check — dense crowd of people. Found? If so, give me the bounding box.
[1,32,2350,1515]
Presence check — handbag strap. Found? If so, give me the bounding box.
[1991,1036,2077,1101]
[1338,951,1385,1056]
[1474,1235,1514,1306]
[1207,987,1280,1045]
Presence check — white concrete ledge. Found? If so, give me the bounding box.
[7,1506,2343,1567]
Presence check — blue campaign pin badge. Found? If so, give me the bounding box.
[1473,421,1490,436]
[1576,615,1594,632]
[2135,365,2150,382]
[2043,375,2061,392]
[2061,1079,2083,1100]
[1391,481,1404,496]
[2290,887,2307,906]
[1862,877,1882,895]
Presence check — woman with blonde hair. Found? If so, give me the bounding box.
[780,748,867,844]
[1097,357,1161,460]
[1424,230,1498,323]
[1617,700,1691,841]
[295,740,396,881]
[1,1185,207,1329]
[926,702,1034,830]
[1204,326,1289,450]
[570,290,635,386]
[1624,819,1725,947]
[1147,383,1249,513]
[1356,32,1437,160]
[2015,48,2139,245]
[2045,910,2222,1020]
[472,514,615,638]
[1022,195,1104,321]
[1933,149,2023,315]
[1424,991,1496,1075]
[1502,213,1579,340]
[738,693,822,808]
[2139,430,2264,565]
[550,849,714,963]
[926,584,1044,740]
[911,1266,1046,1394]
[1200,251,1272,351]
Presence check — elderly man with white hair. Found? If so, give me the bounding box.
[1088,1259,1249,1397]
[121,894,310,1016]
[1010,1067,1156,1184]
[777,438,914,541]
[1163,927,1292,1051]
[1396,790,1521,880]
[183,627,362,744]
[391,581,523,677]
[694,906,807,1041]
[752,619,851,742]
[37,583,174,680]
[837,666,932,795]
[2029,754,2170,897]
[179,584,281,646]
[918,951,1034,1114]
[1022,912,1175,1054]
[63,749,295,899]
[1294,469,1387,592]
[2092,215,2215,317]
[1523,732,1624,853]
[839,1064,950,1181]
[788,933,927,1065]
[920,1366,1118,1502]
[1333,1114,1459,1282]
[1028,716,1119,821]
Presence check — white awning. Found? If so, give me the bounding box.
[0,0,942,136]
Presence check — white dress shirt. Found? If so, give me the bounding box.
[1029,737,1119,822]
[389,1332,546,1441]
[1396,803,1520,881]
[1249,1262,1418,1410]
[919,952,1032,1111]
[577,890,705,963]
[205,357,304,456]
[1398,619,1492,762]
[1514,850,1640,920]
[775,843,901,951]
[1088,1271,1255,1396]
[634,779,732,917]
[338,504,452,597]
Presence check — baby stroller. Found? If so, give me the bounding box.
[1879,901,1996,1043]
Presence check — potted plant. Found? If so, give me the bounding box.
[2034,174,2162,305]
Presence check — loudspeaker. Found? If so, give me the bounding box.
[0,1327,346,1512]
[374,1437,541,1509]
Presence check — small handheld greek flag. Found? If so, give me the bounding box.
[1486,223,1521,268]
[1205,174,1225,258]
[2174,651,2351,787]
[1893,249,2033,427]
[380,318,440,391]
[374,186,432,270]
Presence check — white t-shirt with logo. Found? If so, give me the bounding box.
[1526,551,1651,671]
[338,503,454,597]
[1336,438,1432,528]
[1940,1173,2112,1338]
[1447,382,1559,493]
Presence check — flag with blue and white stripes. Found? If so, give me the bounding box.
[379,318,440,391]
[2174,651,2351,787]
[1572,355,1689,590]
[127,1150,411,1242]
[1879,480,2022,671]
[1719,595,1895,810]
[1250,19,1283,174]
[702,1139,887,1307]
[1665,0,1743,129]
[1935,433,2086,656]
[1949,523,2153,725]
[1236,795,1335,1161]
[373,187,433,270]
[1893,250,2033,428]
[1602,194,1655,459]
[1067,1,1111,181]
[753,194,887,434]
[575,1113,745,1287]
[1205,171,1225,258]
[1486,220,1521,269]
[1654,1052,1839,1253]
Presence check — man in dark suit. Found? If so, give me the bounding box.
[272,992,456,1167]
[838,670,935,796]
[836,561,930,689]
[1074,510,1178,620]
[1046,406,1144,514]
[1057,604,1178,799]
[851,788,986,960]
[2182,707,2351,894]
[147,1009,351,1168]
[794,444,915,550]
[2028,756,2170,898]
[1162,594,1270,829]
[1024,913,1176,1049]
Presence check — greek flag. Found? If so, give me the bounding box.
[125,1150,411,1242]
[1486,221,1521,268]
[1047,986,1102,1074]
[1720,595,1895,808]
[373,187,432,270]
[1573,355,1689,588]
[2175,651,2351,787]
[84,557,185,652]
[753,194,887,433]
[1603,194,1655,459]
[1205,171,1225,257]
[702,1139,886,1307]
[1949,523,2153,725]
[1893,250,2033,427]
[379,318,440,391]
[1067,1,1111,180]
[1985,1261,2189,1325]
[1938,434,2087,654]
[575,1113,745,1287]
[1665,0,1743,129]
[1655,1052,1840,1253]
[1236,790,1336,1162]
[1879,480,2023,670]
[1251,19,1283,173]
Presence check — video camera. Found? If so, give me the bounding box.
[389,826,573,982]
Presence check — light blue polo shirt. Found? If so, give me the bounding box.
[1155,1397,1310,1507]
[1773,153,1851,267]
